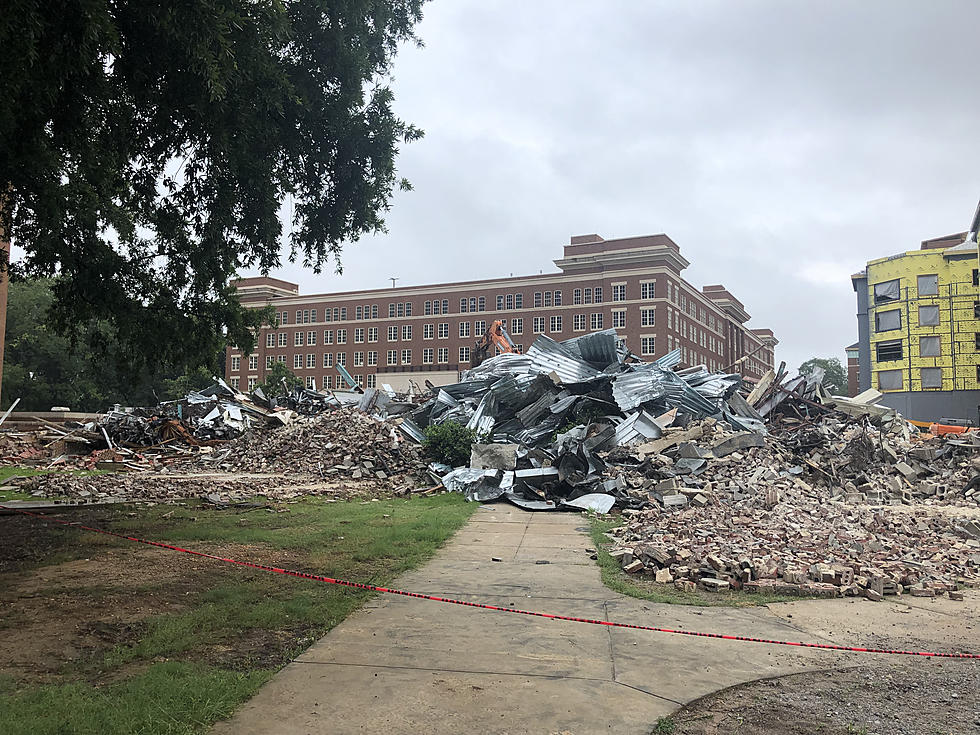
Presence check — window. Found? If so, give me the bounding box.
[367,351,378,366]
[477,297,485,312]
[514,294,522,308]
[641,336,655,355]
[303,310,310,323]
[511,317,523,334]
[474,320,486,335]
[367,374,377,388]
[337,329,347,344]
[438,347,449,363]
[573,288,582,305]
[468,297,476,313]
[353,352,364,366]
[248,355,257,371]
[918,305,940,326]
[266,333,275,348]
[591,313,603,330]
[594,287,603,303]
[396,303,404,318]
[438,323,449,339]
[279,312,288,325]
[323,353,333,367]
[372,305,378,319]
[402,325,412,341]
[425,300,432,315]
[876,340,903,362]
[423,324,434,339]
[388,326,398,341]
[388,304,396,318]
[351,328,362,343]
[368,327,378,342]
[612,310,626,328]
[340,308,347,321]
[496,295,504,310]
[920,368,942,389]
[442,299,449,314]
[974,269,979,287]
[294,332,303,347]
[459,298,467,313]
[641,308,655,327]
[323,309,332,323]
[554,290,562,306]
[307,331,316,345]
[917,274,938,296]
[336,352,346,366]
[573,314,586,331]
[277,354,286,363]
[311,309,318,322]
[231,356,241,371]
[307,353,316,368]
[534,292,542,308]
[306,376,316,389]
[279,333,287,347]
[550,315,562,332]
[356,306,363,320]
[401,349,411,365]
[584,287,592,305]
[459,346,471,362]
[533,317,545,333]
[355,375,364,387]
[295,310,302,324]
[543,291,552,307]
[266,355,274,368]
[920,336,940,357]
[873,279,900,304]
[878,369,903,390]
[230,377,240,390]
[433,300,442,315]
[459,322,470,338]
[506,294,514,309]
[612,284,626,302]
[248,377,257,390]
[323,330,333,345]
[387,350,397,365]
[423,348,434,364]
[976,332,980,351]
[293,354,302,369]
[875,309,901,332]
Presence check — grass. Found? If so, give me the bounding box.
[652,716,676,734]
[0,493,477,735]
[588,516,798,607]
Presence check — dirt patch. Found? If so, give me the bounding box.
[670,661,980,735]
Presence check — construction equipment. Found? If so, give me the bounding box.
[472,320,517,368]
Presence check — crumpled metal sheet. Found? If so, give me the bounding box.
[612,409,663,446]
[525,335,601,384]
[559,493,615,514]
[560,329,620,368]
[611,365,669,412]
[441,467,505,502]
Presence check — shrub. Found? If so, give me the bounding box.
[422,421,477,467]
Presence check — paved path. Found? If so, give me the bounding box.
[213,505,976,735]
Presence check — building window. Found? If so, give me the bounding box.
[337,352,346,366]
[388,303,396,318]
[554,290,562,306]
[474,320,486,335]
[323,330,333,345]
[459,298,467,313]
[974,269,979,287]
[231,356,241,371]
[368,327,378,342]
[641,336,655,355]
[550,316,562,333]
[594,287,603,303]
[356,305,363,320]
[534,292,542,308]
[423,324,434,339]
[640,281,655,299]
[514,294,523,308]
[388,326,398,341]
[441,299,449,314]
[573,288,582,305]
[304,375,314,389]
[424,301,432,316]
[511,317,523,334]
[876,339,903,362]
[612,310,626,328]
[506,294,514,309]
[230,377,240,390]
[919,336,940,357]
[294,332,303,347]
[438,323,449,339]
[366,374,377,388]
[367,351,378,366]
[878,369,903,391]
[337,329,347,344]
[266,333,275,348]
[323,353,333,367]
[916,274,938,296]
[307,331,316,345]
[304,353,313,368]
[477,297,485,312]
[266,355,274,368]
[354,328,364,343]
[248,355,257,371]
[387,350,397,365]
[543,291,552,307]
[353,352,364,366]
[873,279,900,304]
[584,287,592,305]
[402,325,412,340]
[918,305,940,326]
[401,349,411,365]
[277,354,286,363]
[875,309,901,332]
[279,312,288,325]
[459,322,471,338]
[423,348,434,364]
[533,317,545,333]
[591,313,603,330]
[372,304,379,319]
[279,333,287,347]
[295,310,302,324]
[468,297,476,313]
[438,347,448,363]
[573,314,586,331]
[247,377,257,390]
[293,354,303,369]
[405,302,413,316]
[496,295,504,310]
[459,346,471,363]
[920,367,942,389]
[612,284,626,302]
[641,308,655,327]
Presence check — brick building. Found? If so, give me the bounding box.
[227,233,777,392]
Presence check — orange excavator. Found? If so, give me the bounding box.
[472,320,517,368]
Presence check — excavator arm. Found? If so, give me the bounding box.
[471,320,517,368]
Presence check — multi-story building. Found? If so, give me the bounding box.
[227,233,776,393]
[850,231,980,422]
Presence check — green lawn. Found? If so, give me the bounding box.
[588,517,797,607]
[0,493,477,735]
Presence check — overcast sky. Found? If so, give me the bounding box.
[248,0,980,371]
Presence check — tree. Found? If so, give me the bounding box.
[1,1,425,376]
[254,361,303,397]
[798,357,848,396]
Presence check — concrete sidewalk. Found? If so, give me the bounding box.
[212,505,971,735]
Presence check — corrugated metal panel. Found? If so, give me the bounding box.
[654,348,682,369]
[611,366,668,412]
[560,329,619,367]
[526,335,601,384]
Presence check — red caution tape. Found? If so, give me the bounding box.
[3,505,979,660]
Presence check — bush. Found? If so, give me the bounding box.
[422,421,476,467]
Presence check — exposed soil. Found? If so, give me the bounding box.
[670,661,980,735]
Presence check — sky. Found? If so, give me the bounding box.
[245,0,980,371]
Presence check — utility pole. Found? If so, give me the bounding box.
[389,277,399,288]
